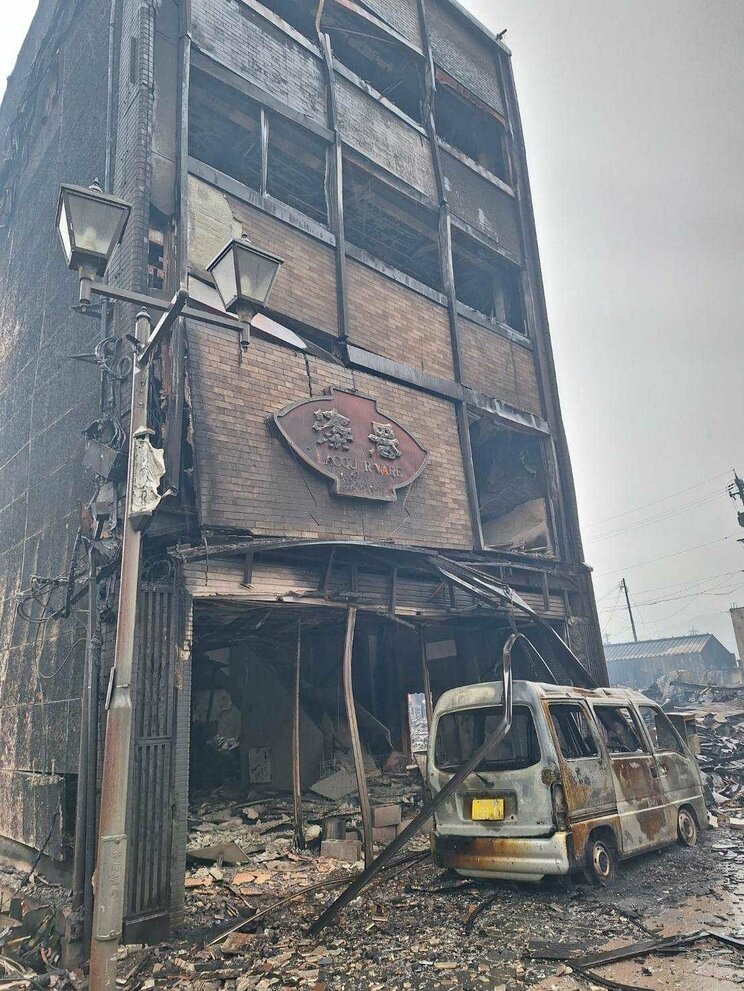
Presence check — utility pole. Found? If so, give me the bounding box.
[620,578,638,643]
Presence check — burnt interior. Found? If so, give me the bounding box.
[266,113,328,225]
[342,158,442,290]
[323,3,424,122]
[470,419,552,555]
[189,69,263,190]
[435,82,510,183]
[452,227,525,332]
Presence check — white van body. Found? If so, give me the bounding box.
[427,680,706,883]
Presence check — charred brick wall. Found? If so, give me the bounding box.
[186,322,473,548]
[190,0,327,126]
[459,319,543,416]
[345,260,454,380]
[360,0,423,48]
[427,0,505,115]
[442,150,521,259]
[0,0,111,859]
[188,177,339,335]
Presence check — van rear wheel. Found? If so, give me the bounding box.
[585,836,616,886]
[677,807,698,847]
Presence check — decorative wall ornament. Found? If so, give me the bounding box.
[274,390,428,501]
[129,427,166,530]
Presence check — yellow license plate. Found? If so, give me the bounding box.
[471,798,505,821]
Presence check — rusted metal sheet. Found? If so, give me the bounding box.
[274,389,428,501]
[341,606,373,866]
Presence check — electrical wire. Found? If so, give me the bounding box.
[588,490,726,543]
[584,470,730,529]
[595,533,740,578]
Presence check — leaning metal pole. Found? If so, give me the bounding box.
[88,309,152,991]
[310,632,516,935]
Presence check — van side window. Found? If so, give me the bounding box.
[549,704,599,759]
[594,706,646,755]
[638,706,685,755]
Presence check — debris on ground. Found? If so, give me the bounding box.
[645,674,744,825]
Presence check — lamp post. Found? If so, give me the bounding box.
[56,183,281,990]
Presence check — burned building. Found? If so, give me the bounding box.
[605,634,738,691]
[0,0,606,943]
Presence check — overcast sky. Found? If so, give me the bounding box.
[2,1,744,652]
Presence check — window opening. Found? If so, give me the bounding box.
[343,158,442,289]
[147,207,167,292]
[267,113,329,225]
[594,705,646,756]
[452,228,525,332]
[189,69,262,192]
[435,83,509,182]
[254,0,317,40]
[435,704,540,772]
[638,706,685,755]
[323,3,424,121]
[469,421,552,555]
[549,703,599,759]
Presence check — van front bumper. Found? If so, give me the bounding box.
[432,831,572,880]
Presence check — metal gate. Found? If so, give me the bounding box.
[123,583,185,943]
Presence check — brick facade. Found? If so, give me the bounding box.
[186,323,473,549]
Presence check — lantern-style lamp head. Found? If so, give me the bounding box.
[56,181,131,277]
[207,236,284,315]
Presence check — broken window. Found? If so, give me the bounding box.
[638,706,685,755]
[434,705,540,772]
[452,228,525,332]
[549,704,599,759]
[189,69,329,225]
[266,113,328,225]
[469,420,552,555]
[435,79,509,182]
[147,206,167,292]
[343,158,442,290]
[189,69,262,192]
[594,706,646,756]
[322,2,423,121]
[254,0,317,40]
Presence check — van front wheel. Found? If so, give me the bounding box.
[585,836,616,886]
[677,808,698,847]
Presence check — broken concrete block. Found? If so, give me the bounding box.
[372,825,397,845]
[320,838,362,863]
[372,804,401,827]
[398,815,433,835]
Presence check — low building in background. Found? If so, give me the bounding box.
[605,634,739,691]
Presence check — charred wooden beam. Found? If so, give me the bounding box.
[420,628,433,726]
[310,631,516,935]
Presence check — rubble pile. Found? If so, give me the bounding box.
[646,675,744,824]
[0,876,78,989]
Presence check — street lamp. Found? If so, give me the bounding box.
[208,235,283,315]
[56,182,130,307]
[57,183,282,991]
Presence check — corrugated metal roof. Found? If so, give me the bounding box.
[604,635,714,662]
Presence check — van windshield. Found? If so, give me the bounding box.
[434,705,540,772]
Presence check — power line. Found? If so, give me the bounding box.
[584,471,729,529]
[595,533,740,578]
[588,490,725,544]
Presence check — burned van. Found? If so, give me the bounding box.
[427,681,706,884]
